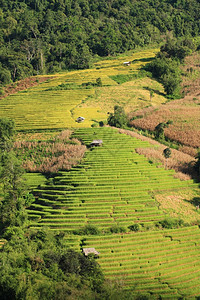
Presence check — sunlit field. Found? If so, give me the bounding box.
[0,49,166,130]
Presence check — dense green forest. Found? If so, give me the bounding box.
[1,0,200,84]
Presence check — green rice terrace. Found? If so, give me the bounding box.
[1,48,200,299]
[27,127,200,299]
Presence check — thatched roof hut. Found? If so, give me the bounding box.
[76,116,85,123]
[90,139,103,147]
[83,248,100,256]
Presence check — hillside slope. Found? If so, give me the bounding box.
[27,127,200,298]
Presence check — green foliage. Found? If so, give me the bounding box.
[0,117,15,151]
[96,77,102,87]
[107,105,127,128]
[0,88,4,95]
[0,68,11,85]
[145,55,182,97]
[159,37,196,61]
[154,120,173,141]
[108,225,126,234]
[128,224,141,232]
[110,70,149,85]
[1,1,200,84]
[0,228,105,299]
[163,148,172,159]
[156,218,185,229]
[73,225,101,235]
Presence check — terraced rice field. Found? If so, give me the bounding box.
[84,226,200,299]
[28,127,196,232]
[27,127,200,298]
[0,49,166,130]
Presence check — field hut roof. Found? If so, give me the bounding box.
[83,248,100,256]
[90,139,103,146]
[76,116,85,122]
[123,61,131,65]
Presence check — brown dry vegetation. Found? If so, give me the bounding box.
[154,190,200,224]
[0,76,54,99]
[118,128,197,180]
[128,51,200,155]
[14,130,86,173]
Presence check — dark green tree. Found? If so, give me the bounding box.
[163,147,172,169]
[0,118,31,233]
[195,151,200,177]
[0,117,15,151]
[107,105,127,128]
[154,120,173,141]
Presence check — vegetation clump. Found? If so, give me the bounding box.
[1,1,200,84]
[107,105,127,128]
[145,37,196,98]
[14,130,86,173]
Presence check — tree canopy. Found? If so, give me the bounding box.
[1,0,200,84]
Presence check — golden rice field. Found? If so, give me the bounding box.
[0,48,167,130]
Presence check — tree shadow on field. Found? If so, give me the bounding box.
[144,86,165,97]
[191,197,200,206]
[132,57,154,63]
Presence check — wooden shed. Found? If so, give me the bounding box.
[83,248,100,257]
[90,139,103,147]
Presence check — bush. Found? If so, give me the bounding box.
[109,225,126,233]
[128,224,141,232]
[0,68,12,86]
[91,123,98,128]
[74,225,101,235]
[156,218,185,229]
[107,105,127,128]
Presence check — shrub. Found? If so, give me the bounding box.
[0,88,4,96]
[0,68,12,86]
[109,225,126,233]
[128,224,141,232]
[73,225,101,235]
[107,105,127,128]
[156,218,185,229]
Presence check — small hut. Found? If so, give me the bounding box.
[90,139,103,147]
[76,116,85,123]
[83,248,100,257]
[123,61,131,66]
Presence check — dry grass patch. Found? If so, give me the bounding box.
[154,190,200,224]
[130,99,200,150]
[129,51,200,154]
[118,128,197,180]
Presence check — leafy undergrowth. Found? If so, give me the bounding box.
[14,130,86,173]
